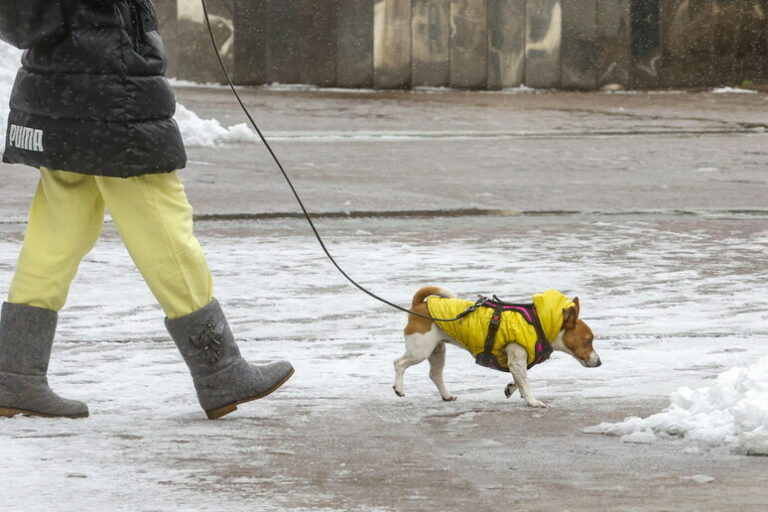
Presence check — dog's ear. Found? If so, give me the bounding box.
[572,297,580,318]
[562,306,577,330]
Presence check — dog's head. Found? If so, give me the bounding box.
[554,298,601,367]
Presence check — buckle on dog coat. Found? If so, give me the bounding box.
[471,296,553,372]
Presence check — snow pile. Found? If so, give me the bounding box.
[586,355,768,455]
[711,86,759,94]
[0,42,22,142]
[501,85,537,94]
[0,40,255,150]
[173,102,257,147]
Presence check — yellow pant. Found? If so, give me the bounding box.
[8,169,213,319]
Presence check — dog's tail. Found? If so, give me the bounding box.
[411,286,457,309]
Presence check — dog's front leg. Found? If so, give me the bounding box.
[505,344,547,408]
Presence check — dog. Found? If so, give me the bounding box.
[393,286,599,408]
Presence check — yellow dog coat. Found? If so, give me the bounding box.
[427,290,575,370]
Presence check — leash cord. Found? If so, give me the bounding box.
[200,0,465,322]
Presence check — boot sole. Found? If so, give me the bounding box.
[0,406,89,419]
[204,368,295,420]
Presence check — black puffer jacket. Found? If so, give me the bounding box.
[0,0,185,178]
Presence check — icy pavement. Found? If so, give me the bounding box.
[3,53,768,508]
[2,213,768,511]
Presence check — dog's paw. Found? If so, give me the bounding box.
[393,385,405,398]
[504,383,518,398]
[526,399,548,408]
[441,394,458,402]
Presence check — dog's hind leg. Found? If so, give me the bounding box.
[428,342,457,401]
[393,328,441,398]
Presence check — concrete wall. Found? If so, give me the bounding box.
[156,0,768,90]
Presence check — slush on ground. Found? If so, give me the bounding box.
[1,41,768,511]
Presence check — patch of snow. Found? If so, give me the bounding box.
[258,83,379,95]
[501,85,538,94]
[173,102,257,147]
[0,215,767,507]
[621,428,658,444]
[0,40,256,150]
[586,355,768,455]
[1,216,766,408]
[412,86,455,93]
[711,87,759,94]
[0,42,22,143]
[167,77,229,89]
[680,475,715,484]
[738,431,768,456]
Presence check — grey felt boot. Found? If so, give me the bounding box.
[0,302,89,419]
[165,299,294,419]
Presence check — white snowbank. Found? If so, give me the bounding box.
[680,475,715,484]
[167,77,228,89]
[173,102,257,147]
[0,41,255,149]
[586,355,768,455]
[711,86,759,94]
[0,42,22,143]
[501,85,538,94]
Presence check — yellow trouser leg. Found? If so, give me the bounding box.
[9,169,213,319]
[9,169,105,311]
[94,172,213,319]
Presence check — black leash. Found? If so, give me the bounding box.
[200,0,471,322]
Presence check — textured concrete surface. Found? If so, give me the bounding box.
[165,0,768,89]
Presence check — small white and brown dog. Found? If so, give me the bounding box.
[393,286,600,407]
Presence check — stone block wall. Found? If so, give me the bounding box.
[155,0,768,90]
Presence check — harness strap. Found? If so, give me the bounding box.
[526,307,553,369]
[471,297,554,372]
[455,296,488,320]
[484,303,505,354]
[474,303,506,371]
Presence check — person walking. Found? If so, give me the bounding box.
[0,0,293,420]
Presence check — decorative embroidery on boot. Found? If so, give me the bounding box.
[188,320,225,364]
